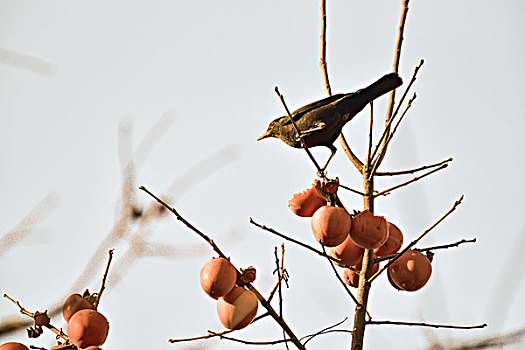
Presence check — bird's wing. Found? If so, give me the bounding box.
[281,93,345,126]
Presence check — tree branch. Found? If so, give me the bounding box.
[249,217,358,272]
[139,186,306,350]
[376,157,452,176]
[374,163,448,197]
[367,320,486,330]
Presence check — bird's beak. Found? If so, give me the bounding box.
[257,130,272,141]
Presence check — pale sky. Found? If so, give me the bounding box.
[1,1,525,349]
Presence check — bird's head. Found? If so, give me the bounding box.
[257,117,284,141]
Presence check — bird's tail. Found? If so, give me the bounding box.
[337,73,403,117]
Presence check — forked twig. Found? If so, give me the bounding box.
[374,163,448,197]
[369,93,417,178]
[3,294,68,341]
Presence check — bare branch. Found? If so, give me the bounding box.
[269,245,289,302]
[301,317,349,345]
[206,331,291,345]
[370,93,417,178]
[320,0,331,96]
[415,238,477,253]
[338,183,365,196]
[374,163,448,197]
[376,157,452,176]
[372,0,411,173]
[375,238,477,263]
[367,320,486,330]
[3,294,68,341]
[168,313,270,343]
[140,187,305,350]
[274,87,324,175]
[93,249,114,310]
[249,218,358,272]
[339,133,365,173]
[367,102,374,169]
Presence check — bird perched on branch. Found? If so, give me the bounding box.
[257,72,403,171]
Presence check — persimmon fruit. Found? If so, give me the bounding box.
[374,222,403,257]
[217,287,258,330]
[67,309,109,348]
[349,210,389,249]
[200,257,237,299]
[329,234,364,267]
[62,293,94,322]
[288,180,327,217]
[388,250,432,291]
[311,206,351,247]
[0,343,28,350]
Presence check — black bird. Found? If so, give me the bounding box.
[257,73,403,171]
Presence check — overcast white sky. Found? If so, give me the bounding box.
[1,1,525,349]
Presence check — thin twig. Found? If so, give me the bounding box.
[367,101,374,170]
[249,218,358,272]
[320,2,365,174]
[369,195,464,283]
[371,59,424,164]
[338,183,365,196]
[274,247,284,319]
[375,238,477,263]
[376,157,452,176]
[374,163,448,197]
[274,87,324,175]
[367,320,486,330]
[3,294,68,341]
[369,93,417,178]
[416,238,477,253]
[301,328,353,341]
[391,59,424,122]
[269,245,289,302]
[339,133,365,173]
[276,245,290,350]
[139,186,305,350]
[168,313,270,343]
[139,186,226,258]
[207,331,291,345]
[301,317,349,345]
[373,0,410,172]
[320,0,331,96]
[93,249,114,310]
[320,244,360,306]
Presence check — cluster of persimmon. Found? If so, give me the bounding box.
[59,293,109,349]
[289,179,432,292]
[0,293,109,350]
[200,258,258,330]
